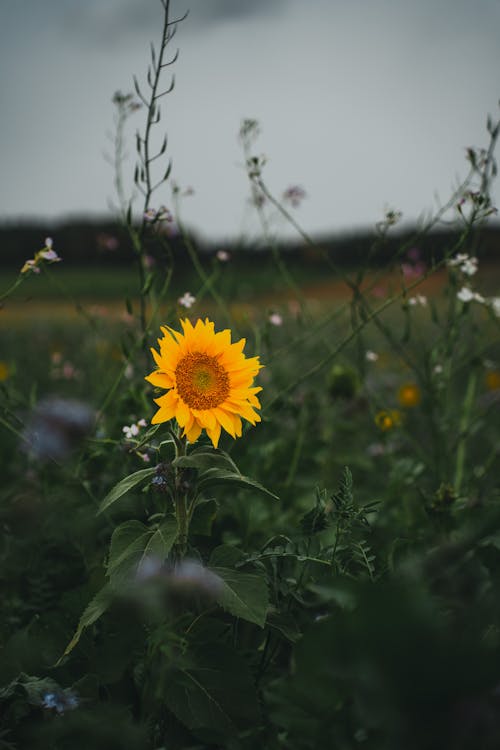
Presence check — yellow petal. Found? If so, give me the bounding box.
[185,421,202,443]
[176,399,191,428]
[145,371,174,388]
[213,407,238,437]
[206,420,222,448]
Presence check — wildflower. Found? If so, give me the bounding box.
[22,398,94,461]
[461,258,478,276]
[365,350,379,362]
[137,451,151,462]
[397,382,421,408]
[282,185,306,208]
[21,238,61,274]
[134,558,223,603]
[447,253,469,267]
[20,259,40,274]
[268,312,283,327]
[457,287,485,304]
[178,291,196,309]
[97,233,119,251]
[144,208,157,222]
[433,364,444,375]
[489,297,500,317]
[122,418,147,440]
[408,294,427,306]
[165,560,223,598]
[216,249,231,262]
[401,262,426,280]
[0,361,9,381]
[367,442,385,457]
[448,253,478,276]
[485,370,500,391]
[375,410,402,431]
[239,118,260,142]
[157,205,173,222]
[146,318,262,448]
[61,362,78,380]
[39,249,59,262]
[42,689,79,714]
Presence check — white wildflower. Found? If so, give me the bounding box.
[448,253,478,276]
[269,312,283,326]
[122,419,147,440]
[489,297,500,317]
[408,294,427,306]
[448,253,469,267]
[178,291,196,309]
[457,287,485,304]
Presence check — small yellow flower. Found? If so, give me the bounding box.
[485,370,500,391]
[375,409,402,431]
[0,361,9,381]
[146,318,262,448]
[397,382,421,408]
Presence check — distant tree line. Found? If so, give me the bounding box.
[0,218,498,270]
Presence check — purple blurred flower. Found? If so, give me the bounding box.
[22,397,94,461]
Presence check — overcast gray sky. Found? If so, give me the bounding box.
[1,0,500,242]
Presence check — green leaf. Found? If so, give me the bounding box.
[209,566,268,627]
[209,544,246,568]
[107,517,177,589]
[98,467,156,515]
[164,645,260,740]
[173,447,239,473]
[58,584,112,662]
[190,498,218,536]
[197,468,279,500]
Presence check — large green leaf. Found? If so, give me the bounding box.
[173,447,239,473]
[58,584,112,662]
[164,644,260,740]
[208,544,246,568]
[197,468,279,500]
[107,517,178,589]
[209,566,268,627]
[190,498,218,536]
[98,467,156,514]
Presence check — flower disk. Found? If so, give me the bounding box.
[145,318,263,448]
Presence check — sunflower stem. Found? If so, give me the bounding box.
[173,431,189,556]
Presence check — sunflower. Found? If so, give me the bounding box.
[374,409,402,432]
[397,382,421,408]
[145,318,263,448]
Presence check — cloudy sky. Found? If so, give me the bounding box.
[1,0,500,242]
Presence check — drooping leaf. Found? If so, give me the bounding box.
[209,566,268,627]
[173,447,239,473]
[98,467,156,514]
[197,468,279,500]
[107,517,177,589]
[58,584,113,662]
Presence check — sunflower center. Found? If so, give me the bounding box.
[175,352,230,409]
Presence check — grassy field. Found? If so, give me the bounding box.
[1,5,500,740]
